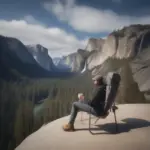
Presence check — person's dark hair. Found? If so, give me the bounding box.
[96,77,104,85]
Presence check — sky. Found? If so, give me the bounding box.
[0,0,150,57]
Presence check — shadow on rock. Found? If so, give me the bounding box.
[75,118,150,135]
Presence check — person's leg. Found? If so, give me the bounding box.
[78,100,89,121]
[63,101,97,131]
[69,101,97,124]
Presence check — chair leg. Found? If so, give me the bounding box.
[113,110,118,133]
[89,112,96,134]
[94,118,100,124]
[80,112,83,121]
[89,113,91,133]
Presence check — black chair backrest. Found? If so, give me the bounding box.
[104,72,121,113]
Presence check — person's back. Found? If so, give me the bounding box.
[90,84,106,115]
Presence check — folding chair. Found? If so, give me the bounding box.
[89,72,121,134]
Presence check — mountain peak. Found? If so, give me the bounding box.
[26,44,54,71]
[27,44,48,54]
[86,38,105,52]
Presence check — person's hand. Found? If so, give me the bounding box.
[78,93,85,101]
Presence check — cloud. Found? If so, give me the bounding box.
[44,0,75,22]
[43,0,150,33]
[0,17,88,57]
[23,15,45,26]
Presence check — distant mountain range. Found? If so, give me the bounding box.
[52,57,61,66]
[52,57,71,71]
[0,35,75,80]
[1,24,150,102]
[53,49,89,72]
[0,34,90,81]
[26,44,55,71]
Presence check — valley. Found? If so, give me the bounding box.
[1,24,150,150]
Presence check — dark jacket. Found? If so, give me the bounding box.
[88,85,106,115]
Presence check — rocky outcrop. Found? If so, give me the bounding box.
[59,49,89,72]
[27,44,55,71]
[0,35,53,79]
[0,35,37,64]
[85,38,105,51]
[84,24,150,102]
[130,49,150,92]
[130,49,150,101]
[15,104,150,150]
[86,25,150,71]
[53,57,71,71]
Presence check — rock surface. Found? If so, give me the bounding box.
[27,44,55,71]
[86,25,150,71]
[84,25,150,101]
[0,35,37,64]
[59,49,89,72]
[0,35,76,79]
[0,35,55,79]
[16,104,150,150]
[130,49,150,92]
[85,38,105,52]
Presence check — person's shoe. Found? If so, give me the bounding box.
[62,123,75,132]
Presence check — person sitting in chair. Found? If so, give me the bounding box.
[63,76,108,132]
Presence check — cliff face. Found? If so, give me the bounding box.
[84,24,150,102]
[0,35,53,79]
[86,25,150,71]
[59,49,89,72]
[130,49,150,92]
[27,44,55,71]
[0,35,37,65]
[15,104,150,150]
[85,38,105,52]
